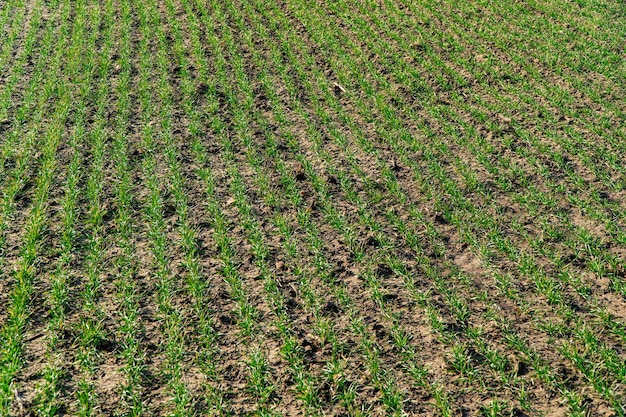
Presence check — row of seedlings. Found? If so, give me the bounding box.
[180,6,267,412]
[134,0,199,413]
[149,0,227,413]
[109,0,148,414]
[0,0,81,413]
[188,0,295,414]
[163,0,242,413]
[0,0,41,122]
[73,0,117,414]
[33,0,103,413]
[0,0,51,320]
[0,0,27,78]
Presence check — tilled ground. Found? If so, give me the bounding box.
[0,0,625,415]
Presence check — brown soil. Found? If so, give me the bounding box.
[1,0,625,416]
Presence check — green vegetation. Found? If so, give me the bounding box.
[0,0,624,415]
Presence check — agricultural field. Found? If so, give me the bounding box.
[0,0,625,415]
